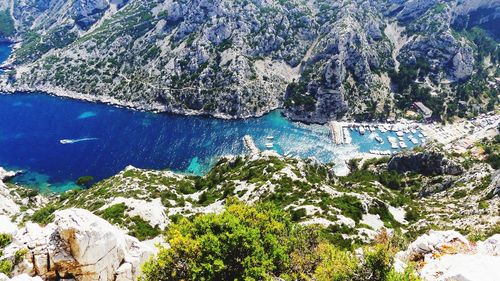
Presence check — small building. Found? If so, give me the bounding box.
[413,102,433,119]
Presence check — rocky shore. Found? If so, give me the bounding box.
[0,84,277,120]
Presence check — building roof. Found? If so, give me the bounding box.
[413,102,433,118]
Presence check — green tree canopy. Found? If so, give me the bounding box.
[140,199,419,281]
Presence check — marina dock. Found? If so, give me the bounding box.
[243,135,260,155]
[329,121,344,145]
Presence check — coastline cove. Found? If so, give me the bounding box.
[0,42,422,193]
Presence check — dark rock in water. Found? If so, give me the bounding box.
[387,151,463,176]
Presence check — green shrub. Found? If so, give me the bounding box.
[14,249,28,265]
[452,190,467,199]
[76,176,94,187]
[140,200,415,281]
[31,205,57,225]
[128,216,160,241]
[0,234,11,249]
[291,208,307,221]
[331,195,364,223]
[314,243,358,281]
[100,203,127,225]
[0,260,12,276]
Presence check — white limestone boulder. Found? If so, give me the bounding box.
[5,208,156,281]
[396,230,469,262]
[396,230,500,281]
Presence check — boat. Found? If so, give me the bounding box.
[398,136,404,141]
[60,139,73,144]
[265,143,273,149]
[399,141,408,148]
[396,131,404,137]
[409,137,418,144]
[418,134,424,138]
[266,136,274,140]
[359,127,366,135]
[391,143,399,149]
[410,129,417,134]
[375,136,383,143]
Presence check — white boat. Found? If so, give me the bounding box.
[418,134,424,138]
[399,141,408,148]
[398,136,404,141]
[60,139,72,144]
[410,129,417,134]
[266,136,274,140]
[375,136,383,143]
[391,143,399,149]
[396,131,404,137]
[359,127,366,135]
[265,143,273,149]
[409,138,418,144]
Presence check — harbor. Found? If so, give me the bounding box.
[328,121,426,156]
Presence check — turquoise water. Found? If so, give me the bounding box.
[0,44,422,193]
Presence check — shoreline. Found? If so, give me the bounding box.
[0,84,281,121]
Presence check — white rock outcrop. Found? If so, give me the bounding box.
[0,168,20,216]
[2,208,156,281]
[396,230,500,281]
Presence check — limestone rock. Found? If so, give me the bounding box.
[3,0,496,123]
[396,231,500,281]
[5,208,155,281]
[388,151,463,176]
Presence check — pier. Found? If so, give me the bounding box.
[243,135,260,155]
[329,121,344,145]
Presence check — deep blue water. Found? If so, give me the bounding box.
[0,44,422,193]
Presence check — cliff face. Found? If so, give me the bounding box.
[1,0,498,121]
[387,150,464,176]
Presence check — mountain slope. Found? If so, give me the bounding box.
[0,0,498,121]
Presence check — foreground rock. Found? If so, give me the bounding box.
[1,209,155,281]
[0,168,21,217]
[396,231,500,281]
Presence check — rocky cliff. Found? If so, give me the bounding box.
[0,0,498,122]
[387,150,464,176]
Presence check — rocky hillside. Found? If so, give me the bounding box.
[0,137,499,280]
[2,142,499,245]
[0,0,498,122]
